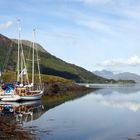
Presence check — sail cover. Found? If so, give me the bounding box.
[19,68,27,77]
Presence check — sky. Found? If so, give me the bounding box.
[1,0,140,74]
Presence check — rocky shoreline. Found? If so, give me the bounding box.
[43,82,92,95]
[0,116,32,140]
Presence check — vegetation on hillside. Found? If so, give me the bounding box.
[1,71,72,84]
[0,34,110,83]
[117,79,136,84]
[0,34,136,84]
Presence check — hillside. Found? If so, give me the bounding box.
[0,33,109,83]
[93,70,140,83]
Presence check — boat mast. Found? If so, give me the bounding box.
[17,19,29,85]
[17,19,20,82]
[21,43,30,85]
[32,29,35,86]
[20,43,23,84]
[34,30,42,90]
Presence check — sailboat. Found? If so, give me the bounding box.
[15,28,44,101]
[0,26,44,101]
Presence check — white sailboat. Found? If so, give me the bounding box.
[15,27,44,101]
[0,22,44,101]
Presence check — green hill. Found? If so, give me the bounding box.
[0,33,110,83]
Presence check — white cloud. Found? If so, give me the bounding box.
[82,0,112,5]
[97,56,140,67]
[71,1,140,37]
[78,0,140,35]
[0,21,13,30]
[77,19,112,33]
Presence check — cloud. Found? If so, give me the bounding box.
[81,0,140,8]
[70,1,140,37]
[82,0,112,5]
[0,21,13,30]
[77,19,112,33]
[97,56,140,67]
[77,0,140,35]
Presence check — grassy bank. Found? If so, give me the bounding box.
[1,71,92,96]
[1,71,72,83]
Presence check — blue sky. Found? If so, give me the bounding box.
[1,0,140,74]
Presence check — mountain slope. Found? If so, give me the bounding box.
[93,70,140,83]
[0,34,108,83]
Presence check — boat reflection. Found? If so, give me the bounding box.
[0,100,44,139]
[0,100,44,121]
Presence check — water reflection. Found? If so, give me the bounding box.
[91,84,140,94]
[93,87,140,112]
[2,86,140,140]
[0,100,44,139]
[0,100,44,120]
[37,86,140,140]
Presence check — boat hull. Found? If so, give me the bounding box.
[1,95,21,102]
[20,91,43,101]
[0,94,14,99]
[0,90,43,101]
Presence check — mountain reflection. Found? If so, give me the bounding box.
[93,87,140,112]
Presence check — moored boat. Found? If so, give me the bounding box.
[0,22,44,101]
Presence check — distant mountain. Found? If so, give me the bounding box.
[0,34,109,83]
[113,72,140,83]
[93,70,140,83]
[94,70,114,78]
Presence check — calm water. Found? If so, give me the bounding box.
[2,84,140,140]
